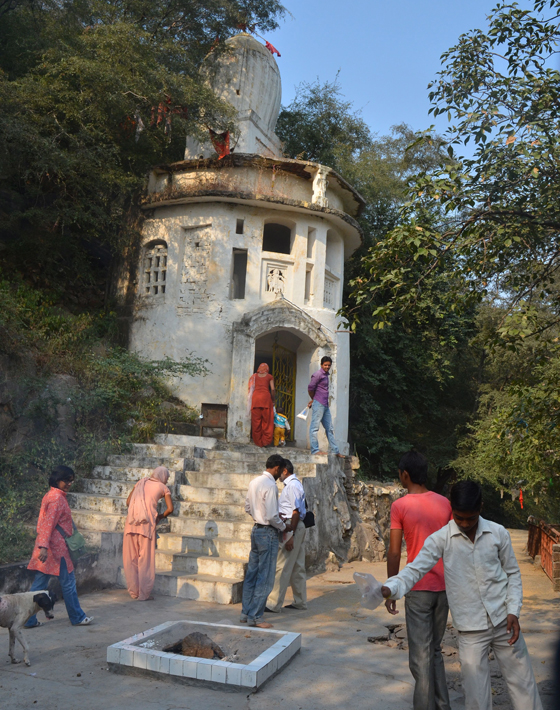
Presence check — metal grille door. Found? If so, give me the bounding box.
[272,343,296,440]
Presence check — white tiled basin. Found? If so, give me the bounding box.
[107,620,301,690]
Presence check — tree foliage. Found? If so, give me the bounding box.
[0,0,285,294]
[277,79,477,477]
[345,0,560,347]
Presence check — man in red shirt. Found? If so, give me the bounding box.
[386,451,452,710]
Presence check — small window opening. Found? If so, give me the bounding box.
[143,240,168,297]
[232,249,248,299]
[307,227,316,259]
[195,242,200,248]
[304,268,313,303]
[236,218,244,234]
[236,89,241,96]
[262,223,291,254]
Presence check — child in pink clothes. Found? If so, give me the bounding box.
[123,467,173,601]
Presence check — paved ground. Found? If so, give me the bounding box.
[0,530,557,709]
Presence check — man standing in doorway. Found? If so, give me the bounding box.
[240,454,291,628]
[385,450,452,710]
[265,459,308,613]
[308,356,343,457]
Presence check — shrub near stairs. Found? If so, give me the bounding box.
[0,277,206,564]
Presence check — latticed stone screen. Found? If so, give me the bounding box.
[323,274,337,309]
[143,241,168,295]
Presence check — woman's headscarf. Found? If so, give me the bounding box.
[127,466,170,532]
[247,363,270,413]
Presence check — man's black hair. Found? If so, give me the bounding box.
[276,406,285,414]
[320,356,333,365]
[450,480,482,512]
[266,454,285,470]
[49,465,75,488]
[283,459,294,476]
[398,450,428,485]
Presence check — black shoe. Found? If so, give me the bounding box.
[264,607,274,613]
[284,604,299,609]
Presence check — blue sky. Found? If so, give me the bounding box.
[266,0,534,139]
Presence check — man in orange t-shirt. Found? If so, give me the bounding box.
[386,451,452,710]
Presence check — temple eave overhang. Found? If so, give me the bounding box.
[140,190,363,254]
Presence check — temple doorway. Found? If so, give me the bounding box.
[254,332,299,440]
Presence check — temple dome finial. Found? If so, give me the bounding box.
[185,33,283,159]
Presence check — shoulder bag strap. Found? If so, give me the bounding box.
[56,520,77,539]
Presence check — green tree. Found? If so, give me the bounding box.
[0,0,285,294]
[277,79,477,477]
[346,0,560,346]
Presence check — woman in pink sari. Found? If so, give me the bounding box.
[123,466,173,601]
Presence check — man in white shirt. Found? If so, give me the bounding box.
[265,459,308,613]
[240,454,291,628]
[382,480,543,710]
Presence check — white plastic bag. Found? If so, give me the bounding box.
[296,407,309,421]
[353,572,384,610]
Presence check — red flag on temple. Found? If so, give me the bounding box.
[265,41,281,57]
[209,129,230,159]
[519,489,524,509]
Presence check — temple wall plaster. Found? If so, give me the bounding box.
[129,199,351,450]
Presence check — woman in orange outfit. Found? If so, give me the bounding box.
[123,466,173,601]
[248,363,275,447]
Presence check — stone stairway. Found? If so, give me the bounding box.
[68,434,326,604]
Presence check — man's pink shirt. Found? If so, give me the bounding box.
[390,491,453,592]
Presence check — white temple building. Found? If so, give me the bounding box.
[123,33,364,451]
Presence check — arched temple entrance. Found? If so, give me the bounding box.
[228,299,335,446]
[254,331,301,440]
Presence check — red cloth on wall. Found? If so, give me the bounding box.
[209,129,230,159]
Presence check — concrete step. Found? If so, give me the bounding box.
[156,534,251,560]
[106,455,184,469]
[90,466,183,485]
[68,492,128,515]
[76,478,135,497]
[81,530,123,553]
[176,485,246,505]
[154,550,247,578]
[154,434,217,450]
[70,494,245,522]
[72,508,254,539]
[188,458,320,476]
[129,443,193,458]
[183,471,256,489]
[174,500,246,521]
[117,568,243,604]
[169,516,254,539]
[72,510,125,532]
[199,449,327,464]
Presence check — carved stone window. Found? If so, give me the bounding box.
[143,240,168,296]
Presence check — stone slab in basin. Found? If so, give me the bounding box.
[107,619,301,690]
